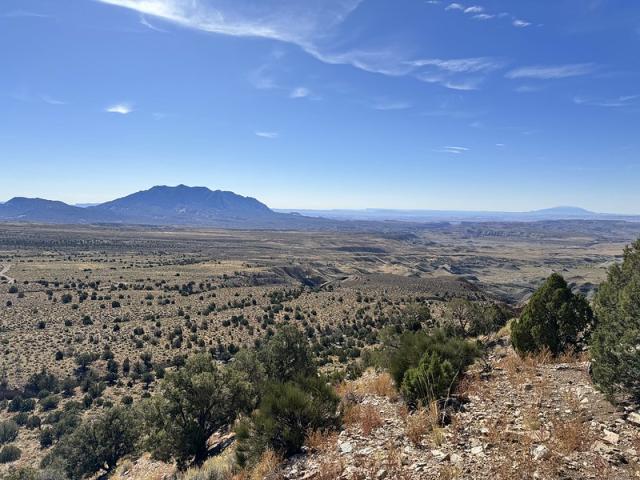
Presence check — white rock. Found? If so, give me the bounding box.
[532,444,550,461]
[603,429,620,445]
[627,412,640,427]
[470,445,484,455]
[339,442,353,454]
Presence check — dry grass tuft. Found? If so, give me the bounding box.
[553,417,587,455]
[340,370,398,401]
[182,450,237,480]
[314,457,345,480]
[305,429,338,453]
[247,450,282,480]
[344,403,383,436]
[437,464,461,480]
[405,401,442,446]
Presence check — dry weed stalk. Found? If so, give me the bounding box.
[344,403,383,436]
[248,450,283,480]
[405,401,442,446]
[305,429,338,453]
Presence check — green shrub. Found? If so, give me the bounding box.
[8,396,36,413]
[259,324,316,383]
[3,467,38,480]
[0,420,19,444]
[237,376,341,462]
[24,370,60,398]
[140,353,253,467]
[591,239,640,400]
[401,352,456,406]
[40,395,60,411]
[0,445,21,463]
[511,273,593,355]
[40,427,54,448]
[387,329,478,391]
[43,406,138,478]
[468,303,511,337]
[26,415,41,429]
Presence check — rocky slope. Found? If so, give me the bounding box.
[280,340,640,480]
[109,335,640,480]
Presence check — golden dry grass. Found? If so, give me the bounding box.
[553,417,587,455]
[405,401,442,446]
[246,450,282,480]
[343,403,383,436]
[305,429,338,453]
[337,370,398,401]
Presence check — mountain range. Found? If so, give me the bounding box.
[0,185,311,228]
[1,185,638,228]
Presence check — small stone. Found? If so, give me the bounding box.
[592,440,614,454]
[470,445,484,455]
[532,445,550,461]
[627,412,640,427]
[339,442,353,454]
[431,449,450,461]
[603,429,620,445]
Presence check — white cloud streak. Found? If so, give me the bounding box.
[255,131,278,139]
[410,57,504,90]
[438,146,469,154]
[573,94,639,108]
[512,19,531,28]
[372,100,411,111]
[442,2,532,27]
[140,14,168,32]
[289,87,310,99]
[97,1,509,90]
[106,103,134,114]
[1,10,49,18]
[41,95,66,105]
[506,63,596,80]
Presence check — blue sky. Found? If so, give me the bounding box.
[1,0,639,212]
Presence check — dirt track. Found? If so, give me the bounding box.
[0,263,14,283]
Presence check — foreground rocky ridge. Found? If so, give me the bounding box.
[110,335,640,480]
[279,340,639,480]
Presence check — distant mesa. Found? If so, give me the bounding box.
[0,187,638,227]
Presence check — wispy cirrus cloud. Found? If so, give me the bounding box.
[289,87,311,99]
[573,94,639,108]
[437,146,469,154]
[140,15,168,32]
[371,100,411,111]
[96,0,391,74]
[512,19,531,28]
[410,57,505,90]
[10,88,66,105]
[1,10,50,18]
[41,95,66,105]
[97,1,510,91]
[255,131,278,139]
[106,103,134,114]
[441,2,531,27]
[506,63,596,80]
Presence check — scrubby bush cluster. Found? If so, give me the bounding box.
[590,239,640,400]
[510,273,594,355]
[385,329,478,407]
[505,238,640,403]
[6,324,341,479]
